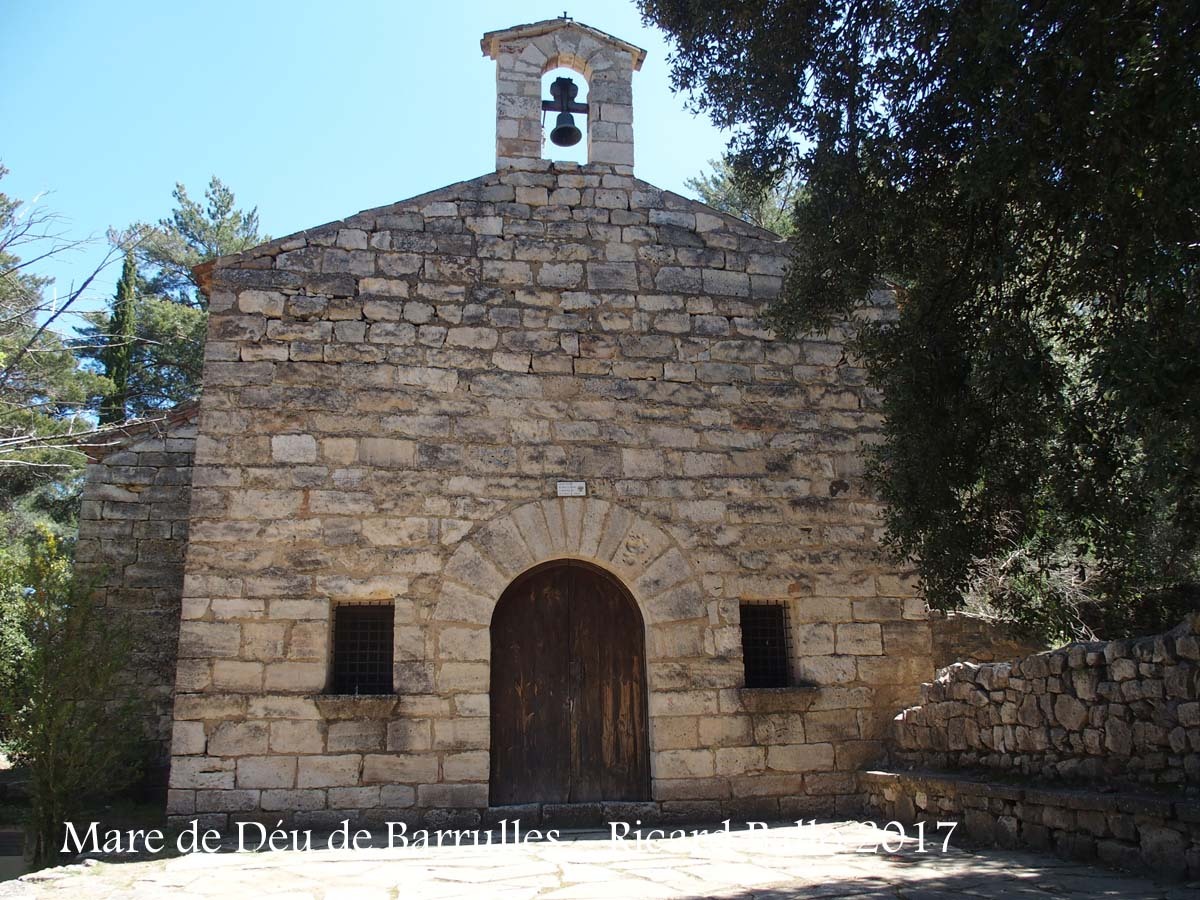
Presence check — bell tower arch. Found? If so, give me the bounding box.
[481,16,646,171]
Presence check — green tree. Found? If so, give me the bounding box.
[686,156,801,236]
[121,294,207,416]
[138,176,263,308]
[76,177,263,416]
[0,528,142,868]
[641,1,1200,639]
[0,165,115,540]
[97,250,137,425]
[129,177,264,410]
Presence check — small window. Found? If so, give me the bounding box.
[331,602,394,694]
[740,601,793,688]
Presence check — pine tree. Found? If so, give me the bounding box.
[98,251,137,425]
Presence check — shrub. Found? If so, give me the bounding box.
[0,527,142,868]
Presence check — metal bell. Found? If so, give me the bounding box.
[550,112,582,147]
[543,75,588,149]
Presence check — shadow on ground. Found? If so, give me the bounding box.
[4,819,1198,898]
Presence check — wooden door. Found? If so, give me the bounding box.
[490,560,650,805]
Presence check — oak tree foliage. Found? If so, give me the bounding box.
[643,0,1200,638]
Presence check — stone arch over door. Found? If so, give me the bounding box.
[431,498,714,693]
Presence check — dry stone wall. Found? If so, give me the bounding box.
[891,615,1200,790]
[75,409,198,775]
[166,159,931,829]
[862,769,1200,879]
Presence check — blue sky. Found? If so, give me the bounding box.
[0,0,732,322]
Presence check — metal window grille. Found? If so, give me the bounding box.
[740,601,793,688]
[332,603,394,695]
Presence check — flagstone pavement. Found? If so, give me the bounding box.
[2,820,1198,899]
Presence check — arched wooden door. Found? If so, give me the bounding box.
[490,560,650,805]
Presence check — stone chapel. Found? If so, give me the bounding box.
[77,18,934,829]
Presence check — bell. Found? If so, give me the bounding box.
[550,111,582,147]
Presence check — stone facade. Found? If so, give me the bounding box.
[890,615,1200,789]
[164,149,931,826]
[75,406,199,775]
[73,18,934,827]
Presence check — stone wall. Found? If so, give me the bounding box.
[164,158,932,829]
[76,408,198,773]
[861,770,1200,880]
[928,610,1047,670]
[891,615,1200,790]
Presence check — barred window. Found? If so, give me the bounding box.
[740,601,793,688]
[331,603,394,695]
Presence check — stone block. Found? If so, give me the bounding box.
[271,434,317,464]
[804,709,862,742]
[714,746,765,776]
[212,660,264,692]
[654,749,715,779]
[178,622,241,659]
[698,716,752,748]
[387,719,432,753]
[237,756,297,789]
[359,437,415,468]
[433,718,488,750]
[329,786,382,809]
[173,693,247,721]
[169,757,235,790]
[261,789,326,812]
[264,662,326,692]
[375,785,415,810]
[795,655,857,685]
[170,720,207,756]
[249,696,320,720]
[327,720,386,753]
[195,789,261,813]
[794,624,835,656]
[437,627,489,661]
[298,754,361,788]
[208,721,269,757]
[443,751,489,782]
[766,743,835,772]
[362,754,439,784]
[270,720,325,754]
[836,623,884,655]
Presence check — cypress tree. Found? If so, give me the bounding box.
[99,250,137,425]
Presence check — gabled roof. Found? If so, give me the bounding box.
[480,17,646,70]
[77,402,200,462]
[193,167,788,294]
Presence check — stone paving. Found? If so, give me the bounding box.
[3,820,1199,899]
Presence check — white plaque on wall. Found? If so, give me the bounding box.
[556,481,587,497]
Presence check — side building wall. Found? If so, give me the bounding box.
[76,410,198,779]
